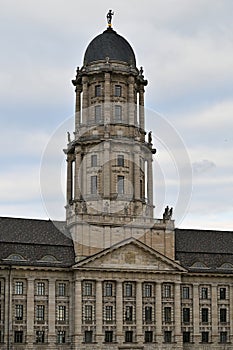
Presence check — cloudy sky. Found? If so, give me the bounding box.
[0,0,232,230]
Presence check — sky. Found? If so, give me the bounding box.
[0,0,232,230]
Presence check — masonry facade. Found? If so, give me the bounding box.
[0,18,233,350]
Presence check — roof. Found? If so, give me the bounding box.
[83,27,136,66]
[175,228,233,273]
[0,217,75,267]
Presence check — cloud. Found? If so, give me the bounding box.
[192,159,216,175]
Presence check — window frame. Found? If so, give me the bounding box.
[95,105,102,123]
[14,330,23,343]
[117,175,124,195]
[95,85,101,97]
[15,304,23,321]
[57,305,66,322]
[114,85,122,97]
[57,330,66,344]
[91,154,97,167]
[117,154,124,167]
[36,304,45,321]
[37,282,45,296]
[15,281,23,295]
[91,176,97,195]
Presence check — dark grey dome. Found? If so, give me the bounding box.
[84,28,136,66]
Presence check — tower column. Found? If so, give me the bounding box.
[134,145,141,201]
[128,76,135,125]
[74,148,82,200]
[147,156,153,212]
[66,154,73,204]
[139,87,145,129]
[104,72,111,123]
[75,86,82,129]
[103,141,110,198]
[82,76,89,124]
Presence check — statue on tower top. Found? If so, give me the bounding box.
[107,10,114,27]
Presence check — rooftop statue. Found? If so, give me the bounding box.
[107,9,114,26]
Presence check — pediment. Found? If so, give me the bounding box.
[73,238,186,272]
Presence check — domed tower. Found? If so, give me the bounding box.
[65,14,174,261]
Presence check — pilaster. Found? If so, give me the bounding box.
[193,283,200,344]
[116,281,123,344]
[26,277,35,345]
[48,278,56,344]
[155,282,162,344]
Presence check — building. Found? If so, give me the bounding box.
[0,14,233,350]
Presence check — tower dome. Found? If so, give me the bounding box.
[83,27,136,67]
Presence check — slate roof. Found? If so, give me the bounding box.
[175,228,233,273]
[0,217,75,267]
[84,27,136,66]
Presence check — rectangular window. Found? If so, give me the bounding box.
[36,305,45,321]
[105,305,113,321]
[114,85,122,97]
[95,85,101,97]
[201,287,208,299]
[164,331,172,343]
[58,283,66,297]
[15,304,23,321]
[114,105,122,122]
[85,305,93,321]
[36,330,45,343]
[144,284,152,297]
[95,105,102,123]
[182,286,190,299]
[91,176,97,194]
[84,282,93,296]
[201,331,209,343]
[15,281,23,295]
[220,308,227,323]
[164,284,171,298]
[183,331,190,343]
[105,330,113,343]
[84,330,93,343]
[145,306,152,322]
[117,154,124,167]
[164,307,171,323]
[91,154,97,167]
[125,330,133,343]
[57,330,66,344]
[57,305,66,321]
[220,287,226,300]
[105,282,113,297]
[183,308,190,323]
[125,305,133,321]
[117,175,124,194]
[37,282,45,296]
[125,283,132,297]
[145,331,153,343]
[220,331,227,343]
[14,331,23,343]
[201,308,209,323]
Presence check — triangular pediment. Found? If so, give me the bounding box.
[73,238,186,272]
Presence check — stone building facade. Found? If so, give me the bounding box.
[0,17,233,350]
